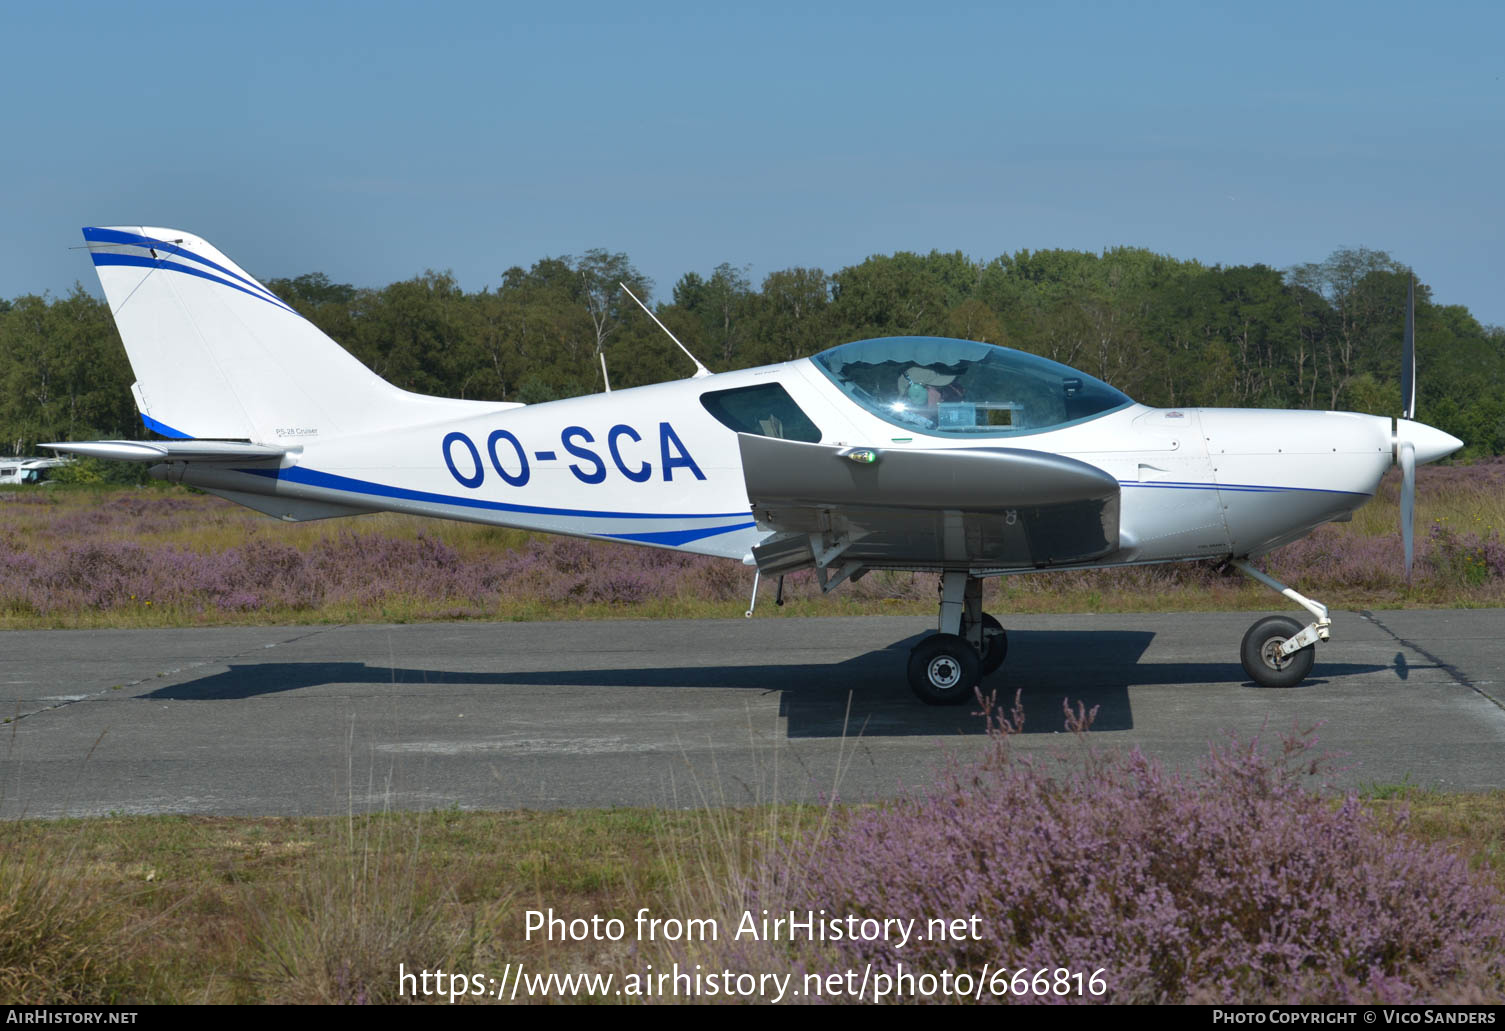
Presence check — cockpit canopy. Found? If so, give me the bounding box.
[811,337,1134,437]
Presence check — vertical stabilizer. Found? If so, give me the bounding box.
[83,226,506,444]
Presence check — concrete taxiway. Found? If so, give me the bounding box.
[2,610,1502,817]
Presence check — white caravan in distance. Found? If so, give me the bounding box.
[0,456,71,485]
[47,227,1462,703]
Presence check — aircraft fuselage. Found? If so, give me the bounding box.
[157,355,1441,573]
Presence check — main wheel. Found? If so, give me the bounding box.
[978,613,1008,675]
[907,633,981,705]
[1240,615,1315,688]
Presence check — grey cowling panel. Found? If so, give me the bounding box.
[740,434,1120,571]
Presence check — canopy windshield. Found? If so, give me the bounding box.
[811,337,1133,436]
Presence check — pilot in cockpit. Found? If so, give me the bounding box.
[894,365,963,427]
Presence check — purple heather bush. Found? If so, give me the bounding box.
[762,700,1505,1004]
[0,496,749,614]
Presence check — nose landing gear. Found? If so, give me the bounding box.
[1230,559,1329,688]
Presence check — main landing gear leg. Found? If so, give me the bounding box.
[906,572,1007,705]
[1231,559,1330,688]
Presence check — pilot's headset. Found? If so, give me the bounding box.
[902,366,957,405]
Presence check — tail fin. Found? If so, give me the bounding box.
[83,226,505,443]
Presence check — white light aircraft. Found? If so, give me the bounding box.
[48,227,1463,703]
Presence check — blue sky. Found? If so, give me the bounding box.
[4,1,1502,324]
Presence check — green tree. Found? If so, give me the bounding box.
[1288,247,1407,408]
[264,272,357,308]
[0,288,135,454]
[673,262,753,368]
[754,266,831,364]
[578,249,652,371]
[830,251,973,337]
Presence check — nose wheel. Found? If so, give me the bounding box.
[1230,560,1330,688]
[1240,615,1317,688]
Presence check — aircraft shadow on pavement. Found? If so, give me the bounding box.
[136,629,1389,739]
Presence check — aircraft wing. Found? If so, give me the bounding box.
[738,434,1120,576]
[40,440,287,462]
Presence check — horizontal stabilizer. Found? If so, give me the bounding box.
[41,440,287,463]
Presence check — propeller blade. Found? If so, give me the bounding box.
[1400,440,1415,582]
[1402,275,1416,421]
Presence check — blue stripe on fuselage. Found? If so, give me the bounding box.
[237,465,755,523]
[602,523,758,546]
[1119,481,1370,497]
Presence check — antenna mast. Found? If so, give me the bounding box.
[619,283,711,379]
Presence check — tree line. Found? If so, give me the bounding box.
[2,244,1501,460]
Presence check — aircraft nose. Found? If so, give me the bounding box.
[1397,419,1463,466]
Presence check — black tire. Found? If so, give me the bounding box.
[907,633,981,705]
[979,613,1008,675]
[1240,615,1315,688]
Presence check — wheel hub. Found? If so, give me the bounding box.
[1260,637,1291,670]
[927,656,961,688]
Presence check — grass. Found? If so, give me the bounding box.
[1370,790,1505,884]
[0,807,785,1003]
